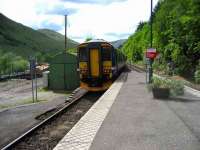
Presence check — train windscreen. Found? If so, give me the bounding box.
[79,47,87,61]
[102,46,111,61]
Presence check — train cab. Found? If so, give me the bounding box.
[78,39,114,91]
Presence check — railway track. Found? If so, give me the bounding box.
[127,63,146,72]
[1,88,103,150]
[0,71,43,81]
[0,72,28,81]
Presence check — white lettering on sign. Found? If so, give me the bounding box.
[147,48,156,52]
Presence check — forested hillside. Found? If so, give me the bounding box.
[111,39,127,49]
[0,13,78,74]
[38,29,78,48]
[122,0,200,78]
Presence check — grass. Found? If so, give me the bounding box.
[0,90,71,109]
[52,90,72,95]
[38,87,49,92]
[38,87,72,95]
[0,98,47,110]
[135,60,145,67]
[0,105,10,109]
[20,98,47,104]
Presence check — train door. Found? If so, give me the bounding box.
[90,49,99,77]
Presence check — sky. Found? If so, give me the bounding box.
[0,0,159,43]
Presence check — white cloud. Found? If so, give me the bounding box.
[0,0,159,42]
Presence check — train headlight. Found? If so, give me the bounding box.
[80,68,88,74]
[103,68,111,74]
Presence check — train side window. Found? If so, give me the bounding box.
[79,47,87,61]
[102,46,111,61]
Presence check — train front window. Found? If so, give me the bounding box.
[79,47,87,61]
[102,46,112,61]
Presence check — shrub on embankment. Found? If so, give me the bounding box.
[0,51,28,74]
[122,0,200,80]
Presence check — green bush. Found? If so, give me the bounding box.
[0,52,28,74]
[148,77,171,91]
[153,61,167,74]
[148,76,184,96]
[195,70,200,84]
[170,80,184,96]
[13,59,28,72]
[122,0,200,77]
[152,77,171,89]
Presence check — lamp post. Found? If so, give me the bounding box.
[146,0,154,84]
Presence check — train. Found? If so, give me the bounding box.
[77,39,126,91]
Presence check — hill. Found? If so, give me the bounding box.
[110,39,127,49]
[0,13,78,74]
[37,29,79,48]
[0,13,78,61]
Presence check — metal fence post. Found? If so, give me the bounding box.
[35,57,38,101]
[29,56,36,103]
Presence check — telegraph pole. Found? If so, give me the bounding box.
[65,15,67,53]
[64,15,67,90]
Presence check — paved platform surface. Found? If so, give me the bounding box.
[53,73,126,150]
[54,70,200,150]
[90,70,200,150]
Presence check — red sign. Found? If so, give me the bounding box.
[146,48,157,59]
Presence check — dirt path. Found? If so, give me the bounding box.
[0,78,48,107]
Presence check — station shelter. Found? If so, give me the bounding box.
[49,52,79,90]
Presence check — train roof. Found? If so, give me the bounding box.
[79,39,113,47]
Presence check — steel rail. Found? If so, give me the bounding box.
[127,63,146,72]
[1,88,88,150]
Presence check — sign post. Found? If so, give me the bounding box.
[145,58,150,83]
[146,48,157,83]
[29,56,36,103]
[34,57,38,101]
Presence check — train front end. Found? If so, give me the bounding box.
[78,40,113,92]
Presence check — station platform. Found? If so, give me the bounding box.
[54,70,200,150]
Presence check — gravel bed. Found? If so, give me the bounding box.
[0,78,44,106]
[12,92,103,150]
